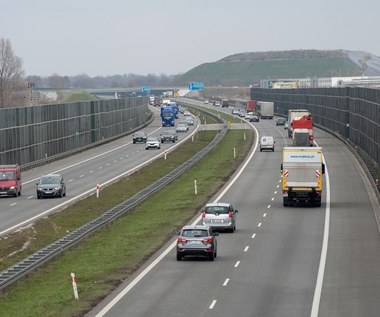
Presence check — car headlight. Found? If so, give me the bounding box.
[9,186,15,190]
[54,186,61,190]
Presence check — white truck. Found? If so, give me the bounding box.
[292,128,310,147]
[258,101,274,119]
[281,147,325,207]
[287,109,310,138]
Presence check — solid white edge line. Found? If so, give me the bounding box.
[93,109,259,317]
[310,144,330,317]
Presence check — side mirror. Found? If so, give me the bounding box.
[235,209,238,213]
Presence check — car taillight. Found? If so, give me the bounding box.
[228,211,233,218]
[178,237,187,244]
[201,212,206,218]
[202,237,213,244]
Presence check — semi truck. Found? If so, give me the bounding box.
[222,99,229,108]
[287,109,310,138]
[246,100,257,113]
[257,101,274,119]
[291,114,314,146]
[161,106,175,127]
[281,147,325,207]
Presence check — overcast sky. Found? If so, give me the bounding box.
[1,0,379,77]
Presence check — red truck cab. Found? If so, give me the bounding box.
[0,165,22,197]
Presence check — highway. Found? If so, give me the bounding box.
[86,101,380,317]
[0,106,199,236]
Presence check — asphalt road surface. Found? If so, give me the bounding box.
[86,101,380,317]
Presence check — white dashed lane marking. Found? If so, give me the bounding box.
[209,300,217,309]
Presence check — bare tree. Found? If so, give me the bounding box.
[0,38,24,108]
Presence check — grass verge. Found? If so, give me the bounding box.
[0,128,254,317]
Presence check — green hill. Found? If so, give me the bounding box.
[180,50,363,86]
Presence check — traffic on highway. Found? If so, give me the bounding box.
[1,98,380,317]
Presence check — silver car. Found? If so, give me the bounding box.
[145,136,161,150]
[176,225,218,261]
[201,202,238,232]
[176,122,189,133]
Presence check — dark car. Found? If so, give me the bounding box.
[276,118,286,126]
[36,174,66,199]
[133,131,147,144]
[250,114,260,122]
[161,130,178,143]
[176,225,218,261]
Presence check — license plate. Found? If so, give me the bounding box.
[212,219,223,223]
[187,240,200,245]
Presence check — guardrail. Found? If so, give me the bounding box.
[0,105,226,291]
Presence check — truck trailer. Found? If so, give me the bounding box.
[281,147,325,207]
[292,129,310,146]
[257,101,274,119]
[246,100,257,113]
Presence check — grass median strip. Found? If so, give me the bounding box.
[0,128,254,317]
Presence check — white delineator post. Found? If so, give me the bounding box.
[164,151,167,160]
[234,147,236,158]
[244,132,246,141]
[71,273,79,299]
[96,184,100,198]
[194,180,197,195]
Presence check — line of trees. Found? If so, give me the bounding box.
[0,37,188,108]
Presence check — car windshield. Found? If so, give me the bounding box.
[205,206,229,214]
[40,176,60,184]
[182,229,209,237]
[147,137,157,141]
[0,172,15,180]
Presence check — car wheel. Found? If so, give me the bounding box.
[260,148,262,152]
[208,252,215,261]
[214,249,217,258]
[37,194,41,199]
[176,253,182,261]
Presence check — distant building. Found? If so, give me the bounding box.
[258,76,380,89]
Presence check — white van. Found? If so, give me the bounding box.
[259,136,275,152]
